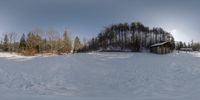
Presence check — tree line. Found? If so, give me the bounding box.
[0,22,178,55]
[176,40,200,51]
[82,22,175,52]
[0,29,83,55]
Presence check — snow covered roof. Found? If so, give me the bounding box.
[180,48,193,51]
[151,42,169,47]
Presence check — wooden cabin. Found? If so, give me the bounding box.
[150,42,172,54]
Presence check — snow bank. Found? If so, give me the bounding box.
[0,52,35,60]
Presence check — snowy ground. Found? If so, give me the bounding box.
[0,51,200,100]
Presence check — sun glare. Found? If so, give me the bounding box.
[171,29,177,34]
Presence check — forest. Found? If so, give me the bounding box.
[84,22,175,52]
[0,22,199,56]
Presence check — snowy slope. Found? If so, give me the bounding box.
[0,52,200,99]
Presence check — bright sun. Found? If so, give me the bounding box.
[171,29,177,34]
[170,29,187,42]
[170,29,181,41]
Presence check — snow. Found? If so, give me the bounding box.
[180,48,193,51]
[151,41,168,47]
[0,51,200,99]
[0,52,35,59]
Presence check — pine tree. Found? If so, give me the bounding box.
[3,34,9,51]
[73,36,82,52]
[19,33,26,51]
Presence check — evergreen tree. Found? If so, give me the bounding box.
[19,33,26,51]
[3,34,9,51]
[73,36,82,52]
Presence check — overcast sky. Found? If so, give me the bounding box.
[0,0,199,42]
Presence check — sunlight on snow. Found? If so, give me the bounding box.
[192,52,200,58]
[0,52,35,60]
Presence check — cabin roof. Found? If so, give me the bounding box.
[151,41,169,47]
[180,48,193,51]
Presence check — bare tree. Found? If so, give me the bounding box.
[47,28,59,53]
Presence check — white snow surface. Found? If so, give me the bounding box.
[0,51,200,100]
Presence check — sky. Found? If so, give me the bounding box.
[0,0,199,42]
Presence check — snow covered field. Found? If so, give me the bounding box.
[0,52,200,100]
